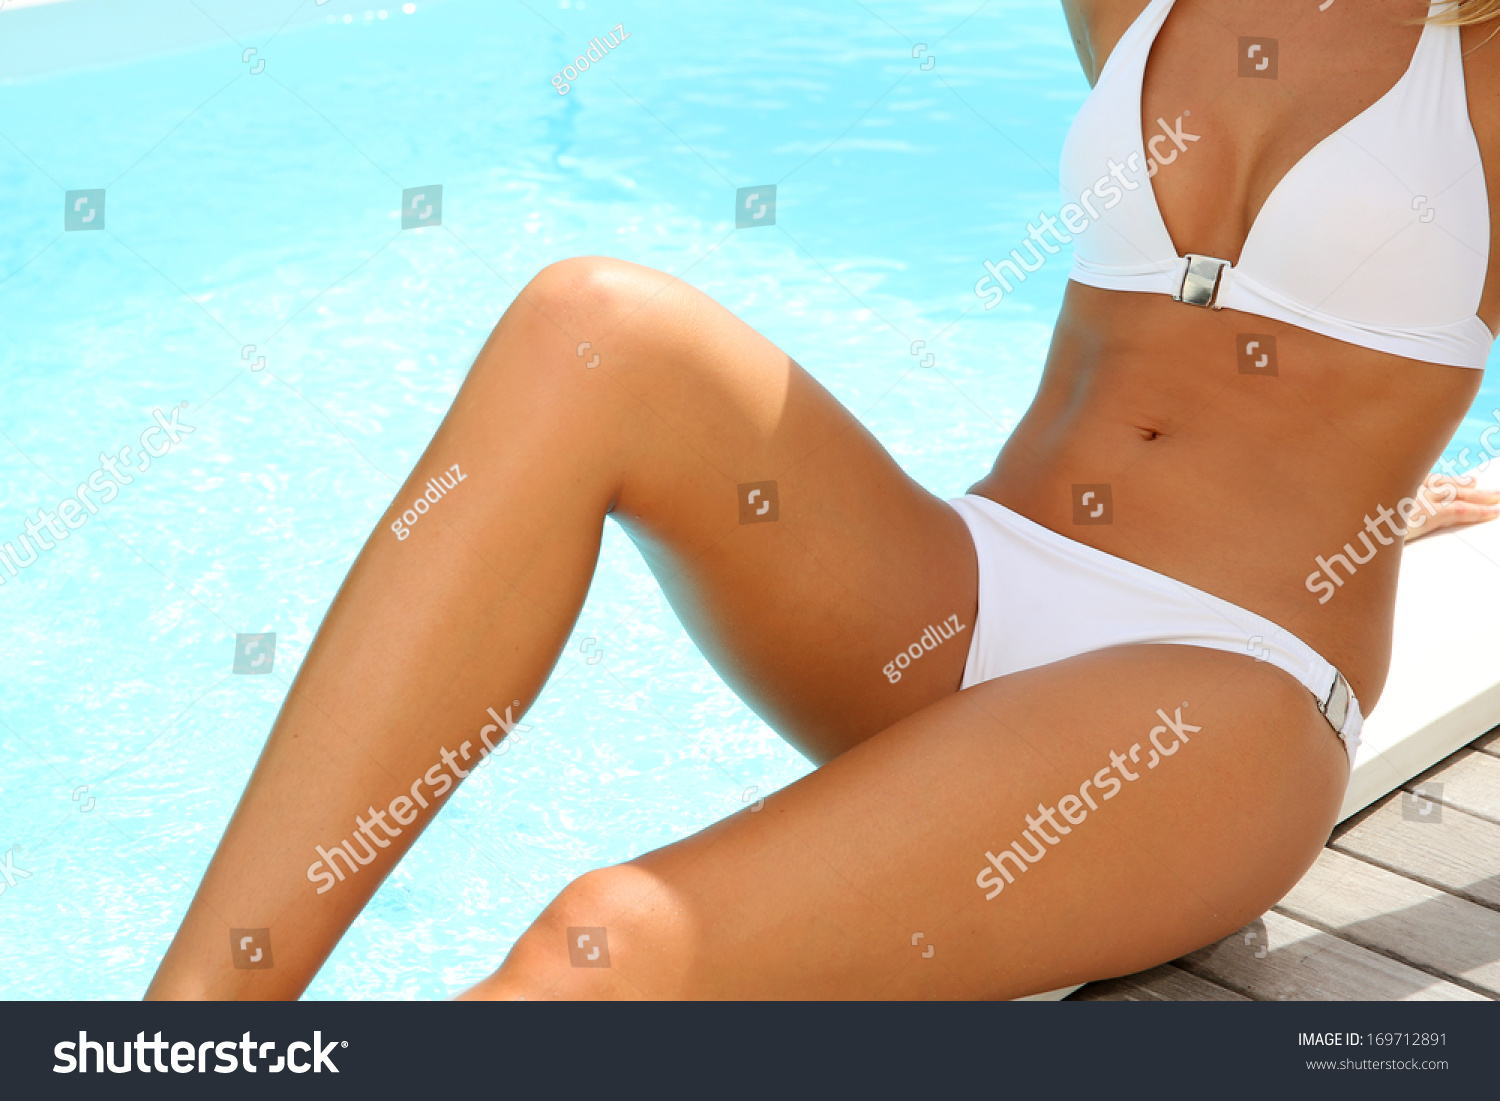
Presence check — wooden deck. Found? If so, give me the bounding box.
[1070,725,1500,1002]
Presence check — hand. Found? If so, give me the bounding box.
[1404,473,1500,542]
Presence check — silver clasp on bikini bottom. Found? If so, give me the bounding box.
[1319,670,1352,735]
[1173,254,1231,309]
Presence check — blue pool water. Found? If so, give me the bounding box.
[2,0,1498,1000]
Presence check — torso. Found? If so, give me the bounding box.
[971,0,1499,711]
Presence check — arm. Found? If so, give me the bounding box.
[1060,1,1159,89]
[1059,0,1099,85]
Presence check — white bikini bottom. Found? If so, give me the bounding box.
[948,494,1362,766]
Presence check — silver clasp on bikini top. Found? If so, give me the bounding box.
[1172,253,1232,309]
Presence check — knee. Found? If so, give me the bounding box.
[480,256,679,401]
[513,256,653,339]
[507,864,696,998]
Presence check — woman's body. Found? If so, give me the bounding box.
[148,0,1500,1000]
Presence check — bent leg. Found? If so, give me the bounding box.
[147,257,976,999]
[463,646,1350,1000]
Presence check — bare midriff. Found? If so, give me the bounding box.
[968,279,1484,713]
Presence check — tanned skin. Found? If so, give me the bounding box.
[148,1,1500,1000]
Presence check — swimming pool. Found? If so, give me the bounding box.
[2,0,1497,1000]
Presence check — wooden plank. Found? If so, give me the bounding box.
[1276,848,1500,997]
[1177,908,1482,1001]
[1405,749,1500,825]
[1069,964,1247,1002]
[1475,725,1500,759]
[1331,792,1500,910]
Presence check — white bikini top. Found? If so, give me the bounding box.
[1059,0,1494,368]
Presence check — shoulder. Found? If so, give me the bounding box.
[1462,20,1500,104]
[1059,0,1153,86]
[1460,21,1500,159]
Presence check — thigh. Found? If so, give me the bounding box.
[146,256,975,1001]
[524,258,979,761]
[467,645,1350,1000]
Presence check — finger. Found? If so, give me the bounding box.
[1440,502,1500,525]
[1453,486,1500,503]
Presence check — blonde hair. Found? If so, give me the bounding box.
[1426,0,1500,24]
